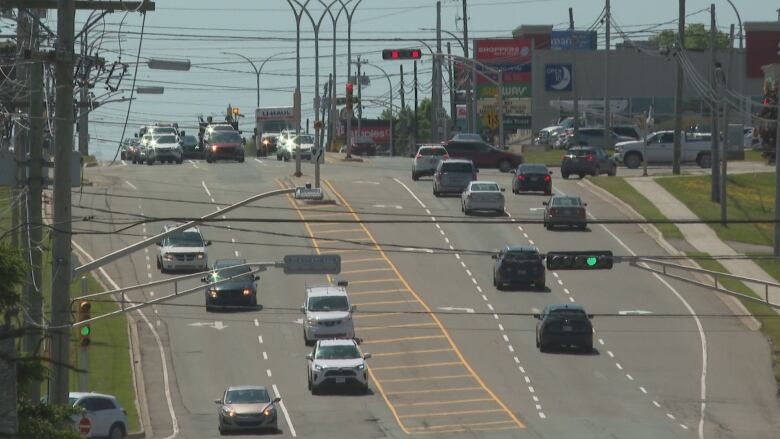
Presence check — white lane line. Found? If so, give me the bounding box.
[598,338,605,345]
[465,269,472,276]
[607,351,614,358]
[518,226,523,231]
[528,240,535,245]
[498,324,504,331]
[460,261,467,268]
[493,313,499,320]
[146,264,151,270]
[234,250,240,257]
[394,178,428,209]
[616,363,623,370]
[568,296,575,302]
[524,376,531,384]
[552,272,559,278]
[444,237,450,244]
[201,180,212,198]
[640,386,648,394]
[266,369,272,377]
[124,180,138,190]
[455,254,460,260]
[519,366,526,374]
[507,345,514,352]
[254,319,259,327]
[626,374,634,381]
[439,230,445,236]
[254,158,264,164]
[231,238,236,243]
[528,386,535,393]
[272,384,297,437]
[425,209,431,215]
[262,352,268,360]
[471,278,478,285]
[258,335,264,344]
[653,401,661,408]
[513,356,519,364]
[535,404,542,410]
[144,249,149,254]
[448,244,454,250]
[532,395,538,402]
[523,233,529,238]
[487,303,494,311]
[476,286,482,293]
[70,241,179,439]
[557,279,563,285]
[431,217,437,222]
[502,334,509,342]
[145,255,150,261]
[435,223,441,229]
[147,273,152,279]
[120,160,127,166]
[481,294,488,301]
[680,424,689,430]
[190,160,200,169]
[667,413,676,420]
[563,288,570,294]
[539,412,546,419]
[149,291,155,297]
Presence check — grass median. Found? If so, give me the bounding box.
[589,176,683,240]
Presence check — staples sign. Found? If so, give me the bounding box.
[746,30,780,78]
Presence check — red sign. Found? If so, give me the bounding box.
[79,417,91,435]
[474,38,532,64]
[476,71,532,85]
[351,120,391,143]
[746,30,780,78]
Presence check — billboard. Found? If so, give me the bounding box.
[545,64,573,92]
[474,38,532,65]
[550,31,597,50]
[746,28,780,78]
[350,119,391,144]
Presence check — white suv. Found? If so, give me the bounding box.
[306,339,371,394]
[68,392,129,438]
[156,226,211,273]
[301,282,355,345]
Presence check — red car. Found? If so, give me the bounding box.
[204,130,245,163]
[442,140,523,172]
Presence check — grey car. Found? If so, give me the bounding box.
[215,385,280,434]
[543,195,587,230]
[412,144,449,180]
[433,159,477,196]
[575,128,634,149]
[560,146,617,179]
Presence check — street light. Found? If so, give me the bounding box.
[321,0,350,150]
[287,0,312,177]
[339,0,363,157]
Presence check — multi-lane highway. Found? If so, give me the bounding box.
[71,155,780,438]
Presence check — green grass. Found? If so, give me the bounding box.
[690,252,780,383]
[743,149,764,162]
[657,172,774,246]
[589,176,683,240]
[522,148,567,166]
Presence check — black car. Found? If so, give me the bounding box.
[560,146,616,179]
[120,138,139,162]
[202,259,258,311]
[535,303,594,353]
[204,130,245,163]
[543,195,587,230]
[180,134,201,159]
[492,245,545,291]
[511,164,552,195]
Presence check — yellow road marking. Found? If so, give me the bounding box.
[350,288,410,297]
[407,420,517,431]
[379,374,473,384]
[371,361,462,371]
[394,397,495,408]
[352,312,404,319]
[371,348,454,358]
[400,408,505,419]
[340,267,393,275]
[384,386,480,396]
[313,228,365,235]
[319,249,365,254]
[303,211,353,218]
[361,335,445,345]
[341,257,385,264]
[347,278,403,285]
[323,179,525,430]
[353,299,419,307]
[358,322,437,331]
[413,426,519,435]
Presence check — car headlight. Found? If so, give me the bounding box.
[221,407,235,417]
[242,288,252,296]
[263,407,274,417]
[314,364,323,371]
[356,363,365,370]
[211,145,218,152]
[209,289,218,298]
[196,253,205,260]
[163,254,175,261]
[306,317,316,325]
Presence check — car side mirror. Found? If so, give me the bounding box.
[155,241,162,246]
[200,276,208,283]
[587,314,594,319]
[254,275,260,281]
[510,169,516,174]
[300,306,306,313]
[214,399,222,404]
[542,202,548,206]
[305,354,313,360]
[205,240,213,246]
[363,353,372,360]
[491,254,498,259]
[272,397,281,404]
[549,171,553,175]
[500,188,506,192]
[350,305,357,312]
[533,313,541,319]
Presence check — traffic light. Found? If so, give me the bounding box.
[382,49,422,60]
[77,300,92,347]
[545,251,613,270]
[346,82,354,112]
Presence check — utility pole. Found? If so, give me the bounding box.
[433,0,442,142]
[673,0,685,175]
[710,3,720,202]
[569,8,580,141]
[50,0,77,406]
[399,64,405,109]
[448,41,455,137]
[603,0,611,150]
[462,0,472,132]
[720,24,734,225]
[414,60,419,144]
[77,30,89,157]
[12,11,30,251]
[775,89,780,256]
[356,56,362,139]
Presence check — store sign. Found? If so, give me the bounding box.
[545,64,573,91]
[550,31,597,50]
[476,84,531,99]
[474,38,532,64]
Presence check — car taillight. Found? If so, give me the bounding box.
[211,145,218,152]
[544,175,551,182]
[415,153,422,159]
[517,175,525,181]
[549,208,558,216]
[586,154,594,161]
[443,154,450,160]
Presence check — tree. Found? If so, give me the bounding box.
[650,23,730,51]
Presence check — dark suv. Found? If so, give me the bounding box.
[561,146,616,179]
[443,140,523,172]
[535,303,594,353]
[492,245,545,291]
[202,259,259,311]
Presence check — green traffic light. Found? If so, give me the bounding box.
[586,256,598,267]
[80,326,91,337]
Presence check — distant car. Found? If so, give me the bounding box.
[492,245,545,291]
[461,181,505,215]
[120,138,133,161]
[202,259,259,312]
[278,133,314,161]
[146,134,183,165]
[214,385,280,434]
[449,132,484,142]
[350,135,376,156]
[156,225,211,273]
[65,392,129,439]
[610,125,641,140]
[180,134,200,159]
[204,130,245,163]
[560,146,616,179]
[121,138,140,163]
[543,195,587,230]
[258,132,280,157]
[442,139,523,172]
[433,159,477,196]
[535,303,594,353]
[301,282,356,345]
[511,163,552,195]
[306,339,371,394]
[412,144,449,180]
[574,127,634,149]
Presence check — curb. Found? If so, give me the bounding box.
[579,179,761,331]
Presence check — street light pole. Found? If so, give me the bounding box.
[322,0,348,150]
[339,0,362,157]
[287,0,311,177]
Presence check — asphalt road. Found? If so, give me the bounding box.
[71,154,780,438]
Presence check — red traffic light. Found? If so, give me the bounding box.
[346,82,353,93]
[382,49,422,60]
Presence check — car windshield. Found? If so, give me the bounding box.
[419,148,446,156]
[441,162,473,172]
[225,388,270,404]
[68,397,78,406]
[551,197,583,207]
[168,231,204,247]
[470,183,499,191]
[156,135,177,144]
[182,135,198,145]
[294,135,314,144]
[308,296,349,312]
[213,264,251,280]
[520,165,548,174]
[315,344,361,360]
[212,132,242,143]
[547,308,588,320]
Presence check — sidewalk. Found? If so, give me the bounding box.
[626,177,780,311]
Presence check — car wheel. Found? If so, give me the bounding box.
[311,382,320,395]
[303,331,313,346]
[238,156,245,163]
[464,208,471,215]
[537,280,546,291]
[539,339,549,352]
[411,172,418,181]
[250,295,257,307]
[624,153,641,169]
[276,154,282,161]
[108,423,125,439]
[561,173,569,180]
[697,152,712,168]
[608,164,617,176]
[361,382,370,394]
[120,152,126,160]
[582,341,594,353]
[433,187,440,197]
[578,173,585,179]
[307,375,312,390]
[176,158,183,164]
[146,158,154,165]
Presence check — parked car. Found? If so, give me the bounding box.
[306,338,371,394]
[535,303,594,353]
[350,135,377,156]
[412,144,449,180]
[449,132,485,142]
[543,195,587,230]
[574,127,633,149]
[301,282,355,345]
[433,159,477,196]
[442,139,523,172]
[492,245,545,291]
[156,225,211,273]
[202,259,259,312]
[180,134,200,159]
[560,146,617,179]
[145,134,183,165]
[214,385,280,434]
[535,126,565,145]
[204,130,245,163]
[610,125,641,140]
[613,130,714,169]
[59,392,129,439]
[461,181,505,215]
[511,163,552,195]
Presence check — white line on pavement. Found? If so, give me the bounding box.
[653,401,661,408]
[502,334,509,342]
[258,335,263,344]
[234,250,240,257]
[272,384,297,437]
[124,180,138,190]
[507,345,514,352]
[201,180,212,198]
[254,319,259,327]
[262,352,268,360]
[640,386,647,394]
[498,324,504,331]
[266,369,272,377]
[254,158,264,165]
[394,178,428,209]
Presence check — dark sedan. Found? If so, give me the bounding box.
[202,259,258,311]
[511,164,552,195]
[492,245,545,290]
[180,134,201,159]
[535,304,594,353]
[543,195,587,230]
[561,146,616,179]
[204,130,245,163]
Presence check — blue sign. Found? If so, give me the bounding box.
[550,31,597,50]
[545,64,573,92]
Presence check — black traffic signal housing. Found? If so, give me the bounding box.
[77,300,92,347]
[545,251,613,270]
[346,82,354,112]
[382,49,422,60]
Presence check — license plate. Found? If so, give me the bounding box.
[562,325,573,332]
[530,177,538,182]
[335,378,346,384]
[516,270,526,275]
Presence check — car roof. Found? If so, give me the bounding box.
[469,181,499,187]
[418,144,445,149]
[440,158,473,164]
[164,225,201,233]
[306,285,348,297]
[226,385,268,391]
[544,303,586,312]
[214,259,247,268]
[69,391,116,400]
[504,244,538,253]
[551,195,582,201]
[317,338,358,347]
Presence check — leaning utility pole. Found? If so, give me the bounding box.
[673,0,685,175]
[710,3,720,202]
[721,24,734,225]
[603,0,611,150]
[570,7,580,141]
[414,60,419,144]
[462,0,472,132]
[433,0,442,142]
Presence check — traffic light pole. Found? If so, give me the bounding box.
[78,277,89,392]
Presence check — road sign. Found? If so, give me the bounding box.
[283,254,341,274]
[483,111,499,129]
[79,417,91,435]
[313,120,323,129]
[294,186,324,200]
[310,147,324,164]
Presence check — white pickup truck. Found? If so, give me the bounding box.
[613,130,713,169]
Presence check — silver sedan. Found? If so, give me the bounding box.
[461,181,505,215]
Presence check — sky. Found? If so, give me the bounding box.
[32,0,778,159]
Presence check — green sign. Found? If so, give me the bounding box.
[476,84,531,99]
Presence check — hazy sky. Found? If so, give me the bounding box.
[42,0,776,158]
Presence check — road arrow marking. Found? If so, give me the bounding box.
[373,204,403,209]
[618,310,653,316]
[438,306,475,314]
[188,321,228,330]
[354,180,380,184]
[529,207,545,211]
